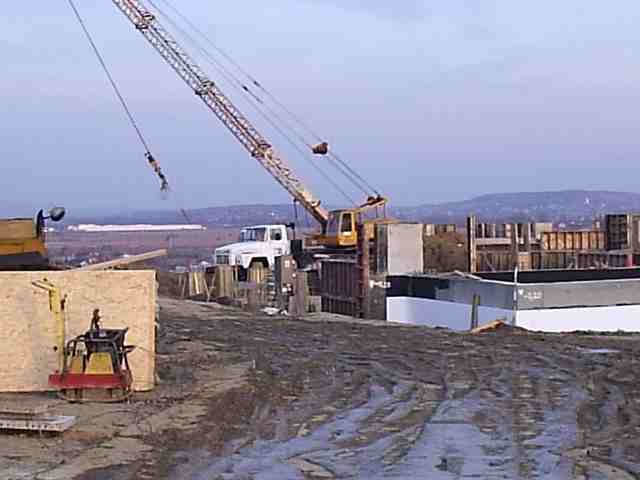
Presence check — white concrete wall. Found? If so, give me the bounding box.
[387,297,512,330]
[517,305,640,333]
[387,297,640,332]
[387,224,424,275]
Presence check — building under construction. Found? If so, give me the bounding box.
[467,213,640,273]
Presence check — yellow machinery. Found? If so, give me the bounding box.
[49,309,135,403]
[33,280,134,403]
[313,196,391,249]
[0,208,65,269]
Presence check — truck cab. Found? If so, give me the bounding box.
[213,225,290,272]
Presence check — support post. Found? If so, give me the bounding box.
[470,294,480,330]
[523,223,531,253]
[356,222,370,319]
[511,223,519,270]
[467,215,477,273]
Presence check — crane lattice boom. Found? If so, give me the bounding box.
[111,0,329,226]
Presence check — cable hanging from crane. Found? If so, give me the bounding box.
[65,0,169,192]
[147,0,358,205]
[150,0,381,199]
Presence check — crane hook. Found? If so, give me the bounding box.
[146,152,169,191]
[312,142,329,155]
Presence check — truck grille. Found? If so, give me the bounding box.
[216,254,230,265]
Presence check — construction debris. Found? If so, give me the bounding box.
[0,402,75,433]
[470,319,508,334]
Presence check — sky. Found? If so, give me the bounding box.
[2,1,640,215]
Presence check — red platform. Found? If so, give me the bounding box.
[49,372,132,390]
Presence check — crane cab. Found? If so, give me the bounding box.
[323,209,358,249]
[321,208,394,249]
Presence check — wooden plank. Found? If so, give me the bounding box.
[471,320,507,334]
[214,266,235,298]
[0,414,76,432]
[0,402,51,416]
[467,216,477,273]
[510,223,518,269]
[523,223,531,252]
[75,249,167,271]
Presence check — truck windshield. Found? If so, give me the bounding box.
[240,228,267,242]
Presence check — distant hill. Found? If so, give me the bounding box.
[65,190,640,228]
[396,190,640,226]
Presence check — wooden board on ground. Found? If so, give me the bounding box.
[0,270,156,392]
[0,414,76,432]
[471,320,507,334]
[0,401,51,416]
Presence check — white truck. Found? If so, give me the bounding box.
[213,225,291,274]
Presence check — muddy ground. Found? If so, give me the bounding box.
[2,297,640,479]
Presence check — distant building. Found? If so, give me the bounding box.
[67,224,207,233]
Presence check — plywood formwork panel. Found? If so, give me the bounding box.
[0,271,155,392]
[541,231,605,251]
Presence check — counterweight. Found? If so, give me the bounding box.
[111,0,329,226]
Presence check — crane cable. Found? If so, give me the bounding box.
[147,0,357,205]
[154,0,373,197]
[152,0,380,198]
[65,0,169,192]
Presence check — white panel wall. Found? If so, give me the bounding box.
[387,297,640,333]
[517,306,640,333]
[387,297,512,330]
[387,224,424,275]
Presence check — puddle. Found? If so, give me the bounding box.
[187,384,395,480]
[172,365,597,480]
[579,348,620,355]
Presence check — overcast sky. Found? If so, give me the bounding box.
[2,1,640,215]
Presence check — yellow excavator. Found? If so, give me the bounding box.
[0,207,66,269]
[105,1,391,250]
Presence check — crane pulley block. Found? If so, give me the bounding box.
[312,142,329,155]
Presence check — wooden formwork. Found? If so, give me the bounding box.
[320,259,358,316]
[541,231,605,251]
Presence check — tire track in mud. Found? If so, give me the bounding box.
[85,300,640,479]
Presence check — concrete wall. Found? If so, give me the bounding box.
[517,305,640,333]
[0,270,156,392]
[388,275,515,309]
[386,296,640,333]
[516,279,640,309]
[374,223,423,276]
[387,297,511,329]
[390,273,640,311]
[387,224,424,276]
